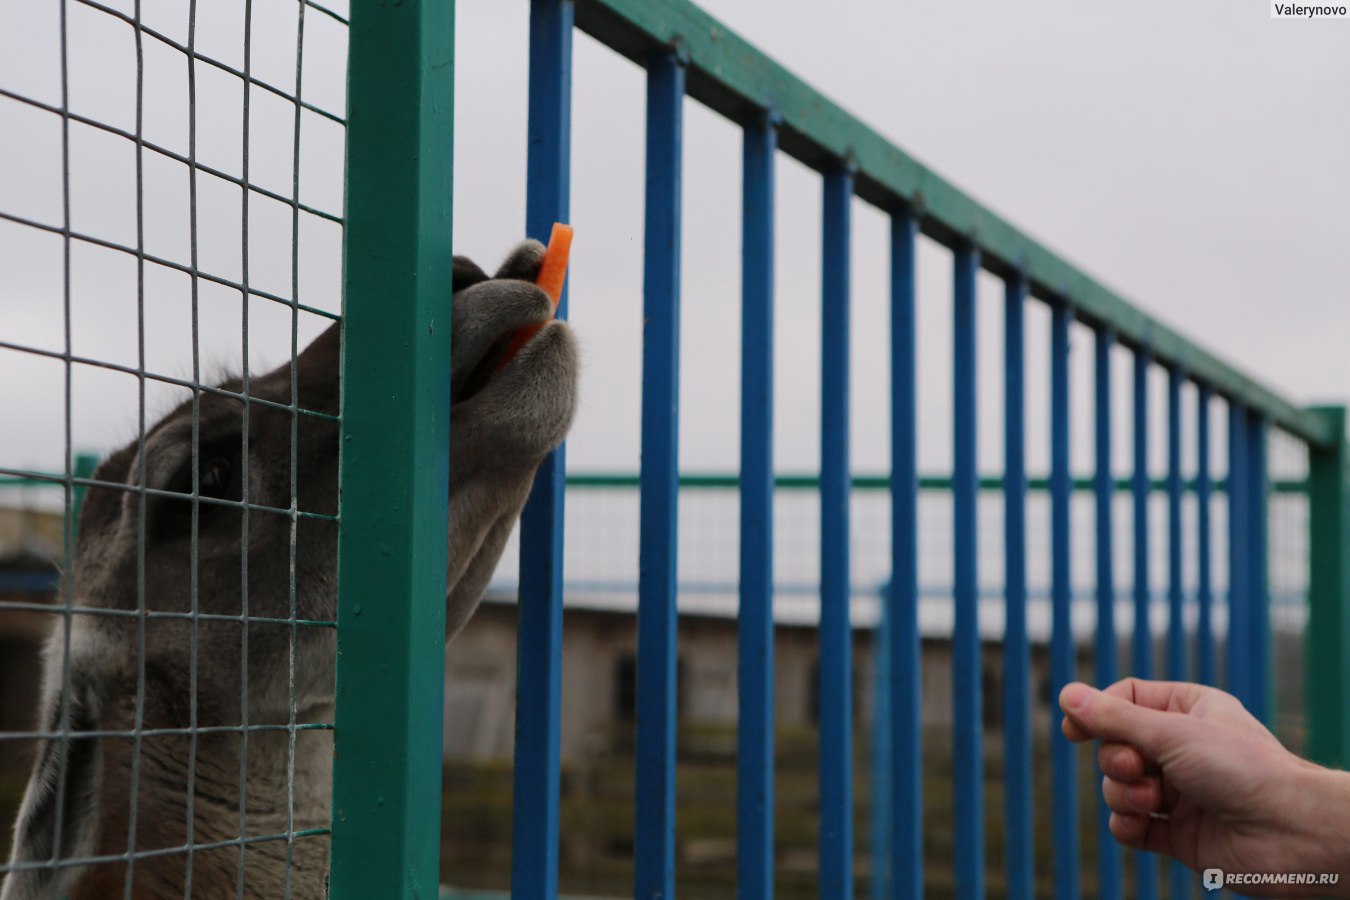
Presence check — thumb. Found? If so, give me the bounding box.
[1059,682,1188,760]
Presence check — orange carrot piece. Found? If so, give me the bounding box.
[535,222,573,304]
[495,222,572,372]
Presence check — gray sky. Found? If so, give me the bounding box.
[2,0,1347,491]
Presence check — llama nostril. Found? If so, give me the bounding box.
[200,457,233,499]
[454,332,516,406]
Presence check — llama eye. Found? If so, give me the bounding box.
[161,445,242,507]
[152,446,242,540]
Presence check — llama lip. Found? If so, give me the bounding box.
[454,331,515,405]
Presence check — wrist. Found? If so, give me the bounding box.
[1285,763,1350,894]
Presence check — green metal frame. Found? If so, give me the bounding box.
[1308,406,1350,767]
[329,0,456,897]
[572,0,1333,449]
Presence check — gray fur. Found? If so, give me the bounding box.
[1,241,578,899]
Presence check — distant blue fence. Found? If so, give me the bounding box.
[507,1,1343,899]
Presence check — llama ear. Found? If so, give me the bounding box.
[2,678,104,900]
[293,322,342,417]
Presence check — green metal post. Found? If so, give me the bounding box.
[329,1,456,897]
[1307,405,1350,768]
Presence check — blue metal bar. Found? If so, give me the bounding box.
[1049,302,1078,900]
[870,599,892,900]
[1003,272,1033,900]
[952,242,983,900]
[1197,387,1215,687]
[1245,413,1270,725]
[635,49,685,900]
[890,207,922,900]
[1132,348,1153,681]
[1093,328,1122,900]
[818,165,854,899]
[1167,368,1186,682]
[512,2,572,895]
[1227,403,1249,707]
[737,112,776,900]
[1166,366,1189,900]
[1131,346,1158,899]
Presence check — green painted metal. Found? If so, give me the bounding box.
[563,471,1303,493]
[571,0,1332,449]
[329,0,456,896]
[0,467,1303,496]
[1307,406,1350,767]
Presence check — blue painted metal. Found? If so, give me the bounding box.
[952,243,984,900]
[1002,273,1032,900]
[1167,368,1187,683]
[1246,414,1270,725]
[1197,387,1216,686]
[818,165,854,899]
[870,596,892,900]
[737,112,776,900]
[1131,346,1158,899]
[1227,403,1250,708]
[1049,302,1078,900]
[889,208,923,900]
[1132,348,1153,682]
[511,2,573,896]
[1166,367,1190,900]
[635,49,685,900]
[1093,328,1122,900]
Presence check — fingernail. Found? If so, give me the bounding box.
[1062,683,1093,711]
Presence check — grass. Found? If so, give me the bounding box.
[440,723,1142,899]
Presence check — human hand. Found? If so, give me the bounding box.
[1059,678,1350,897]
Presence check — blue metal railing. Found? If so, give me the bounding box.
[737,112,777,899]
[505,1,1325,897]
[951,244,983,900]
[819,166,855,898]
[1004,273,1034,900]
[510,1,573,895]
[635,47,684,899]
[1050,301,1078,900]
[1093,328,1124,900]
[889,209,923,900]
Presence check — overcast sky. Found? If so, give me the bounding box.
[2,0,1346,495]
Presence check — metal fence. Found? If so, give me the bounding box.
[492,2,1349,900]
[1,0,1347,899]
[471,463,1311,897]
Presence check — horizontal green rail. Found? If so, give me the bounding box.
[573,0,1333,449]
[565,472,1306,494]
[1,465,1305,495]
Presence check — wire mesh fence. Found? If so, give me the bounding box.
[0,0,348,895]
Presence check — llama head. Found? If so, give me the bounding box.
[2,240,578,899]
